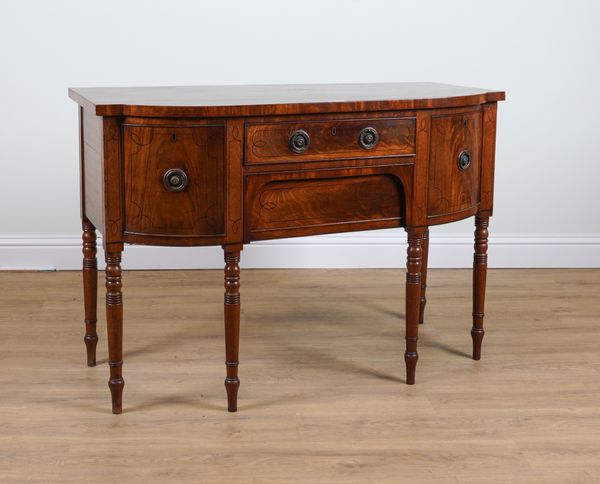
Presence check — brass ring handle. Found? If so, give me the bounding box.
[457,150,471,171]
[163,168,188,192]
[359,127,379,150]
[288,129,310,153]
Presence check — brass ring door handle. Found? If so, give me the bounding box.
[288,130,310,153]
[359,127,379,149]
[457,150,471,171]
[163,168,188,192]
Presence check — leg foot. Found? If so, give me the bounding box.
[405,227,425,385]
[404,351,418,385]
[82,219,98,366]
[471,328,485,361]
[223,245,242,412]
[472,215,489,360]
[105,250,124,414]
[225,372,240,413]
[108,373,124,414]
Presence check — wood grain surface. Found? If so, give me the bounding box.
[123,124,226,238]
[245,116,415,164]
[250,175,403,232]
[427,110,482,218]
[1,269,599,483]
[69,82,505,117]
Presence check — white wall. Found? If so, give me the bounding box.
[1,0,599,269]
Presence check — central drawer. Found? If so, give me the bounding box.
[245,116,415,164]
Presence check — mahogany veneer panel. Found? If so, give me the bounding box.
[245,117,415,164]
[249,174,403,234]
[123,124,226,238]
[427,110,482,218]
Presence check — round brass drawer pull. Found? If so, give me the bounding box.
[163,168,188,192]
[288,129,310,153]
[359,127,379,150]
[457,150,471,171]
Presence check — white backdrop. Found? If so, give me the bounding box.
[1,0,599,269]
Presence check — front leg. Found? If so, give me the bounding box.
[405,227,425,384]
[223,245,242,412]
[105,250,124,414]
[472,215,489,360]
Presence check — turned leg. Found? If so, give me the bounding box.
[105,250,124,414]
[82,219,98,366]
[405,227,425,385]
[223,245,242,412]
[419,227,429,325]
[472,215,489,360]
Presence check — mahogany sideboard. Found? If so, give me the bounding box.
[69,83,505,414]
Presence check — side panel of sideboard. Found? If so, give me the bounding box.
[479,102,499,216]
[79,107,123,250]
[79,106,104,233]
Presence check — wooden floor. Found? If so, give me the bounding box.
[1,269,599,483]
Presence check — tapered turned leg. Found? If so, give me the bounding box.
[223,245,242,412]
[419,227,429,325]
[472,215,489,360]
[105,250,124,414]
[405,227,425,385]
[82,219,98,366]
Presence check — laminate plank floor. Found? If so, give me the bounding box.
[0,269,599,483]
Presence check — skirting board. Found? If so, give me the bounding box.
[1,232,599,270]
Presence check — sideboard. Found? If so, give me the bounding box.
[69,82,505,413]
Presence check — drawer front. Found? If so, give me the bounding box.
[427,110,482,218]
[123,124,226,238]
[244,164,414,242]
[245,117,415,164]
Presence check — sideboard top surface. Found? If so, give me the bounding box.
[69,82,505,118]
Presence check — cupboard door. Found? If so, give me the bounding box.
[427,111,482,217]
